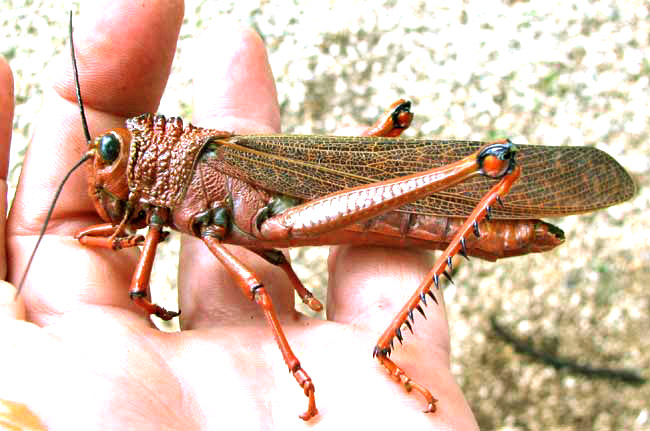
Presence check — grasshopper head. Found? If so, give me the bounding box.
[17,12,141,297]
[88,128,132,224]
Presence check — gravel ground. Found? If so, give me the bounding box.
[4,1,649,429]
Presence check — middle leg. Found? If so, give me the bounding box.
[199,225,318,420]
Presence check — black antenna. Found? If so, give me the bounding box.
[69,11,92,145]
[15,11,94,297]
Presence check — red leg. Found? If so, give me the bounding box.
[277,260,323,312]
[76,219,176,319]
[202,236,318,421]
[258,141,516,242]
[128,225,179,320]
[361,99,414,137]
[374,165,522,412]
[75,223,144,250]
[252,249,323,312]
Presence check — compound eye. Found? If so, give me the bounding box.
[98,133,120,163]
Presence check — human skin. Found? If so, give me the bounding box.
[0,1,478,429]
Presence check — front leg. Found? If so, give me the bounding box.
[75,223,145,250]
[75,215,178,320]
[128,221,179,320]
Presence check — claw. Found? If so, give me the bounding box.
[294,370,318,421]
[423,401,437,414]
[376,354,438,415]
[155,307,180,321]
[113,235,145,250]
[298,385,318,421]
[302,294,323,312]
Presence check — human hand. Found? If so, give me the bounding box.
[2,1,477,429]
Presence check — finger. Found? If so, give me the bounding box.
[191,23,280,133]
[178,24,293,329]
[327,246,449,345]
[0,57,23,320]
[6,0,184,324]
[0,56,12,182]
[0,178,18,319]
[327,246,465,421]
[0,56,14,280]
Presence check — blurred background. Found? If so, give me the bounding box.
[3,1,649,429]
